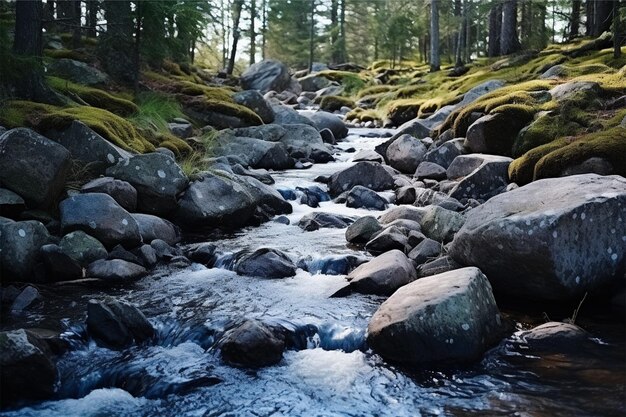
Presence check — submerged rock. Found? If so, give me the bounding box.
[346,186,388,210]
[449,174,626,300]
[520,322,594,353]
[367,267,505,365]
[86,259,147,283]
[298,212,355,231]
[219,319,286,368]
[86,298,154,349]
[235,248,297,278]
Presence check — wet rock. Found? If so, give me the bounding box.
[48,58,110,85]
[297,255,367,275]
[60,193,141,248]
[365,226,408,255]
[132,213,181,246]
[420,205,466,243]
[59,230,108,266]
[9,286,41,314]
[407,238,441,266]
[520,322,594,353]
[81,177,138,212]
[447,154,512,202]
[414,162,447,181]
[86,259,147,283]
[279,124,334,163]
[108,244,143,265]
[133,244,158,268]
[384,219,422,235]
[106,153,189,216]
[449,174,626,301]
[40,244,84,282]
[271,103,317,127]
[395,186,417,205]
[307,111,349,139]
[367,267,505,365]
[273,216,290,225]
[174,171,257,229]
[186,243,218,267]
[241,59,292,93]
[0,188,25,218]
[298,212,355,231]
[346,186,388,211]
[0,329,57,405]
[423,138,467,169]
[327,162,395,196]
[319,128,336,145]
[0,128,70,208]
[86,298,154,349]
[345,216,382,244]
[352,149,384,163]
[151,239,181,261]
[233,90,275,123]
[0,220,50,283]
[46,121,132,174]
[385,134,428,174]
[238,175,293,218]
[231,164,275,185]
[219,319,286,368]
[345,250,416,296]
[235,248,297,278]
[379,206,426,225]
[212,135,294,170]
[417,255,462,277]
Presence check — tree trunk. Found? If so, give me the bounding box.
[86,0,98,37]
[226,0,243,75]
[43,0,55,31]
[338,0,346,63]
[261,0,267,60]
[488,1,502,57]
[308,0,315,72]
[615,0,622,58]
[465,0,471,62]
[430,0,440,72]
[570,0,581,39]
[57,0,73,19]
[455,0,467,67]
[585,0,594,36]
[99,0,133,83]
[72,0,81,48]
[330,0,338,64]
[592,0,613,36]
[250,0,256,65]
[500,0,519,55]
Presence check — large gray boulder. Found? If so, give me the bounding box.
[174,171,257,229]
[80,177,138,212]
[211,134,294,170]
[447,154,512,201]
[385,134,428,174]
[419,205,466,243]
[465,113,530,156]
[367,267,505,365]
[60,193,141,248]
[365,226,409,255]
[346,249,416,296]
[241,59,292,93]
[233,90,275,123]
[379,206,426,224]
[298,212,355,231]
[58,230,108,266]
[0,220,50,282]
[374,120,431,160]
[345,216,382,244]
[219,320,286,368]
[423,138,467,169]
[306,111,349,139]
[48,58,110,85]
[278,124,334,163]
[270,104,317,127]
[0,128,70,208]
[86,298,154,349]
[106,153,189,216]
[131,213,181,246]
[235,248,297,278]
[0,329,57,405]
[46,121,132,174]
[327,162,395,196]
[449,174,626,300]
[298,74,332,92]
[346,185,388,211]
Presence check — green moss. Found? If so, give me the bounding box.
[345,108,383,124]
[44,48,90,62]
[356,85,394,99]
[385,99,424,124]
[179,94,263,126]
[47,76,139,116]
[130,92,185,132]
[319,95,355,112]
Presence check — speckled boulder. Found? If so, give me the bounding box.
[449,174,626,300]
[0,220,50,282]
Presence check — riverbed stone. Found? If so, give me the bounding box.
[365,226,408,255]
[449,174,626,300]
[0,329,57,405]
[447,154,512,202]
[59,230,108,266]
[297,254,367,275]
[298,212,355,231]
[345,216,382,244]
[60,193,141,248]
[233,90,275,123]
[423,138,467,169]
[386,134,428,174]
[414,188,464,212]
[414,162,447,180]
[379,206,426,225]
[520,322,594,353]
[418,255,463,277]
[307,111,349,139]
[40,244,84,282]
[327,162,395,196]
[367,267,505,365]
[106,153,188,216]
[81,177,138,212]
[346,249,417,296]
[131,213,181,246]
[231,124,286,142]
[0,220,50,283]
[407,238,442,266]
[219,319,286,368]
[0,128,70,209]
[235,248,297,278]
[346,185,388,211]
[420,205,466,243]
[279,124,334,163]
[86,298,154,349]
[212,135,294,170]
[86,259,147,283]
[241,59,292,93]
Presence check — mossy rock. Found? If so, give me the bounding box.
[319,96,355,112]
[44,48,91,62]
[386,99,423,125]
[466,106,535,156]
[345,108,383,124]
[47,76,139,117]
[179,95,263,129]
[356,85,394,99]
[0,101,155,153]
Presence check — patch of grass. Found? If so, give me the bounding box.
[179,130,218,177]
[129,92,185,132]
[44,48,90,62]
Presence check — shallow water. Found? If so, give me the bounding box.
[2,128,624,417]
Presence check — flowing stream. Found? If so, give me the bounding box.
[1,128,624,417]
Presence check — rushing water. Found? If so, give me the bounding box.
[2,128,624,417]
